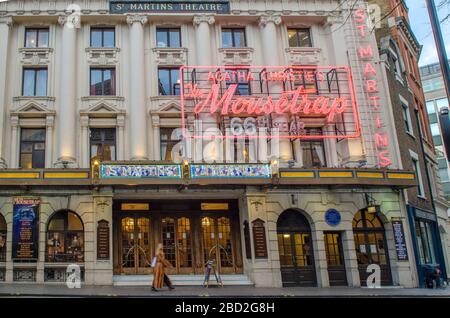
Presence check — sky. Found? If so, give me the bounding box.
[405,0,450,67]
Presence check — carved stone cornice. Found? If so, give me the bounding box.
[193,14,215,26]
[58,14,80,29]
[126,14,148,26]
[0,16,13,27]
[258,14,282,27]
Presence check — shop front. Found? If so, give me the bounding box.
[113,199,243,276]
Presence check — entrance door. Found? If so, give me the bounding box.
[161,217,193,274]
[277,210,316,287]
[353,210,392,286]
[120,216,152,274]
[201,216,235,274]
[324,232,347,286]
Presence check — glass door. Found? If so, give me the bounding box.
[120,216,151,274]
[324,232,347,286]
[161,217,193,274]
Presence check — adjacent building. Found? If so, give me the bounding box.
[0,0,438,288]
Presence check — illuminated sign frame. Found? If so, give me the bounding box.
[180,65,361,140]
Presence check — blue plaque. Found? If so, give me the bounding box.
[325,209,341,227]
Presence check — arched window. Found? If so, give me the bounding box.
[0,214,6,262]
[46,210,84,263]
[388,40,403,76]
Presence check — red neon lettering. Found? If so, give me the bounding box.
[353,9,366,23]
[378,151,392,167]
[192,84,347,122]
[375,133,389,149]
[376,116,382,128]
[370,96,380,111]
[364,62,377,77]
[366,80,378,93]
[358,45,374,60]
[357,25,367,37]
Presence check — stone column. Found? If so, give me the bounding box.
[45,115,54,168]
[259,15,293,162]
[54,15,79,168]
[80,115,89,168]
[342,229,361,286]
[117,115,125,161]
[312,229,330,287]
[0,17,12,168]
[127,15,148,160]
[151,115,161,160]
[193,15,219,162]
[10,116,19,168]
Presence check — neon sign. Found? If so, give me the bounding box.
[180,66,361,139]
[353,9,392,167]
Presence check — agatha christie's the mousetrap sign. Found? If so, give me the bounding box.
[180,66,360,140]
[12,198,40,260]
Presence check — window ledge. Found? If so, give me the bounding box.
[218,47,254,52]
[406,131,415,139]
[19,47,53,53]
[13,96,55,102]
[152,47,188,52]
[417,195,427,200]
[85,47,120,52]
[81,96,124,101]
[44,263,85,267]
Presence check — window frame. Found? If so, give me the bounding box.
[300,128,327,168]
[90,27,116,48]
[287,28,312,48]
[160,127,182,161]
[90,68,116,96]
[46,210,85,263]
[156,27,182,48]
[221,27,247,48]
[89,128,117,162]
[24,27,49,48]
[158,67,180,96]
[19,128,46,169]
[22,68,48,97]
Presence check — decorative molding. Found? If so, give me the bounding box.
[11,97,56,117]
[126,14,148,26]
[19,47,53,65]
[193,14,215,26]
[152,47,187,66]
[0,16,13,27]
[285,47,322,65]
[86,47,119,65]
[258,14,282,27]
[80,97,126,118]
[218,47,254,65]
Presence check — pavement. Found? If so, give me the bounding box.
[0,284,449,297]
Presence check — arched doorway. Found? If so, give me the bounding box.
[277,209,316,287]
[352,210,392,286]
[46,210,84,263]
[0,214,6,262]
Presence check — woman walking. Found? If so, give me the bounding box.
[152,243,175,292]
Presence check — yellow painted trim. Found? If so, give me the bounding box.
[319,171,353,178]
[280,171,315,178]
[44,172,89,179]
[356,172,384,179]
[0,172,40,179]
[201,203,230,210]
[387,173,415,180]
[121,203,150,211]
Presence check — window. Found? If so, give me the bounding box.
[20,128,45,169]
[22,68,47,96]
[24,28,49,48]
[158,68,180,96]
[90,27,115,48]
[287,28,312,47]
[415,219,436,265]
[426,101,436,114]
[46,210,84,263]
[401,103,412,134]
[156,28,181,48]
[301,128,326,168]
[160,128,182,161]
[90,68,116,96]
[430,123,440,136]
[412,158,425,197]
[221,28,246,48]
[436,98,449,110]
[0,214,6,262]
[224,69,251,95]
[90,128,116,161]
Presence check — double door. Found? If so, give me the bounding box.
[116,213,241,275]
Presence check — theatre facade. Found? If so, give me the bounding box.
[0,0,424,287]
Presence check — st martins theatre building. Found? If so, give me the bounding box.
[0,0,447,288]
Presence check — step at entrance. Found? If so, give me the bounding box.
[113,274,254,286]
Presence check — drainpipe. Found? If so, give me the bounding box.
[414,109,448,279]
